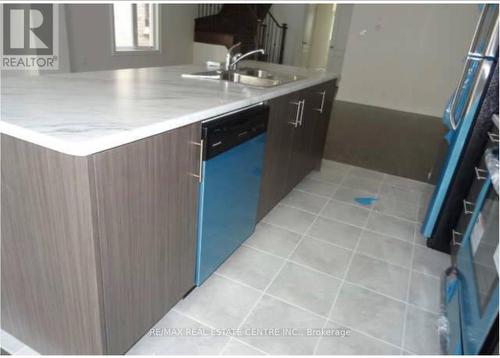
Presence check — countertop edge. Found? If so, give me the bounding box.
[1,73,339,157]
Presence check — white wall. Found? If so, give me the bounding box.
[192,42,227,65]
[65,4,196,72]
[337,4,479,117]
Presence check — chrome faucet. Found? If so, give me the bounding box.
[224,42,265,71]
[224,42,241,71]
[229,49,265,71]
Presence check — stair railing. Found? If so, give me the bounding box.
[257,11,287,64]
[196,4,287,65]
[197,4,223,18]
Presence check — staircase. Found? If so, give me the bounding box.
[194,4,288,64]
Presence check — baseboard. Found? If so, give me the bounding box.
[323,100,446,183]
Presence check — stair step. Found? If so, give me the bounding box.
[194,31,236,49]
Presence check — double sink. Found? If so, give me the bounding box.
[182,67,304,88]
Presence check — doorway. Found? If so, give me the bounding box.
[299,4,335,69]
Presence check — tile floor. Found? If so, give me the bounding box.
[127,160,450,355]
[1,160,451,355]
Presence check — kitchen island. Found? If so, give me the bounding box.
[1,62,339,354]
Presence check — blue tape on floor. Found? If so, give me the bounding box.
[354,197,378,206]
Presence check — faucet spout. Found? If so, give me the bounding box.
[229,49,265,71]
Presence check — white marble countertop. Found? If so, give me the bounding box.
[1,61,339,156]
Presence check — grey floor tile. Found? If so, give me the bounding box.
[332,185,377,208]
[263,205,316,234]
[373,197,418,221]
[417,204,428,223]
[216,246,284,290]
[342,174,383,194]
[315,321,400,355]
[240,295,325,355]
[307,168,347,184]
[321,160,353,173]
[282,190,329,214]
[307,216,362,250]
[348,167,386,182]
[244,222,301,258]
[221,339,265,355]
[330,283,406,346]
[175,275,261,329]
[365,212,416,242]
[403,305,441,354]
[412,245,450,278]
[418,190,433,211]
[409,271,441,313]
[380,182,420,204]
[127,310,228,355]
[267,262,341,317]
[320,200,371,227]
[385,175,433,194]
[414,229,427,246]
[346,253,410,301]
[357,230,413,268]
[290,237,352,278]
[296,178,338,198]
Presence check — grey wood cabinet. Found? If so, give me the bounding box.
[257,92,299,220]
[1,122,201,354]
[257,79,338,221]
[310,80,338,170]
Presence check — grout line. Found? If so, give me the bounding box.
[312,172,387,354]
[182,165,435,355]
[217,196,332,355]
[242,241,437,312]
[288,187,336,201]
[171,308,217,330]
[327,318,404,353]
[260,214,311,236]
[257,220,305,237]
[172,307,269,356]
[299,235,354,253]
[400,218,418,351]
[215,272,329,321]
[279,202,327,217]
[220,338,270,356]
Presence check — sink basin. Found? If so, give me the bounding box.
[237,68,275,79]
[182,67,303,88]
[229,67,304,87]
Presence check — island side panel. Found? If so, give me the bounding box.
[91,123,200,354]
[1,134,106,354]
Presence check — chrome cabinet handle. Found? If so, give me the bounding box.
[452,230,463,246]
[190,139,204,183]
[298,99,305,126]
[289,101,301,127]
[463,200,475,214]
[487,131,499,143]
[475,167,488,180]
[314,91,326,113]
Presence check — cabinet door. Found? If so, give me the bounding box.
[91,123,201,353]
[311,80,338,170]
[285,86,322,192]
[257,92,300,221]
